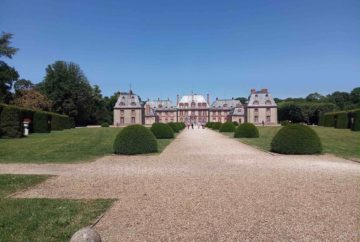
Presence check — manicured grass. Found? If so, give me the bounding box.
[0,128,175,163]
[0,174,113,242]
[0,174,50,198]
[222,126,360,160]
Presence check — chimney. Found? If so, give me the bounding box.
[216,97,218,101]
[158,97,160,101]
[251,89,256,94]
[207,94,210,104]
[261,88,268,93]
[177,94,179,105]
[145,104,150,115]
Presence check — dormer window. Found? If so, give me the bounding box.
[255,94,258,98]
[253,100,259,105]
[120,102,125,106]
[131,102,136,106]
[223,104,228,108]
[265,100,271,105]
[191,102,196,108]
[158,104,163,108]
[122,96,125,99]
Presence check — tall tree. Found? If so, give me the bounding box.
[39,61,93,125]
[0,32,18,59]
[0,61,19,103]
[13,89,52,111]
[14,79,34,93]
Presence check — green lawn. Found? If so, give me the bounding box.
[222,126,360,160]
[0,174,113,242]
[0,128,174,163]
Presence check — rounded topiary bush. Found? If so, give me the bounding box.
[232,121,239,126]
[270,124,322,154]
[150,123,174,139]
[113,125,158,155]
[168,122,179,133]
[211,122,222,130]
[234,123,259,138]
[335,112,348,129]
[206,122,213,128]
[101,122,109,127]
[219,122,236,132]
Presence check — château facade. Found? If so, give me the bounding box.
[113,89,277,126]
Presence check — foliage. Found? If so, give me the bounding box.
[33,111,50,133]
[270,124,322,154]
[280,120,290,126]
[101,122,109,127]
[323,113,335,127]
[351,110,360,131]
[0,106,22,138]
[168,122,179,133]
[150,123,174,139]
[234,123,259,138]
[114,125,158,155]
[211,122,221,130]
[38,61,94,126]
[318,115,325,126]
[51,114,72,131]
[0,32,18,59]
[232,121,239,126]
[219,122,236,132]
[335,112,349,129]
[13,89,52,111]
[205,122,213,128]
[13,79,34,93]
[0,61,19,103]
[88,85,111,125]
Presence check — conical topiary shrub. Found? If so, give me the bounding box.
[219,122,236,132]
[270,124,322,154]
[150,123,174,139]
[234,123,259,138]
[113,125,158,155]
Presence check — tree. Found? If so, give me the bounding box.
[235,97,247,104]
[14,79,34,93]
[38,61,93,125]
[350,87,360,105]
[12,89,52,111]
[306,92,324,102]
[327,91,351,110]
[0,61,19,103]
[89,85,111,124]
[0,32,18,59]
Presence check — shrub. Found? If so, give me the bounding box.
[50,114,71,131]
[335,112,348,129]
[318,115,325,126]
[33,112,50,133]
[178,122,185,130]
[150,123,174,139]
[168,122,179,133]
[351,110,360,131]
[234,123,259,138]
[324,113,335,127]
[211,122,222,130]
[0,106,23,138]
[270,124,322,154]
[101,122,109,127]
[280,120,291,126]
[232,121,239,126]
[206,122,213,128]
[219,122,236,132]
[113,124,158,155]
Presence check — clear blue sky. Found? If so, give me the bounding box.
[1,0,359,100]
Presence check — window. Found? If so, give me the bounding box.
[254,116,259,123]
[158,104,163,108]
[265,100,272,105]
[191,102,196,108]
[120,110,124,115]
[223,104,228,108]
[266,116,271,122]
[131,110,135,116]
[120,117,124,124]
[120,102,125,106]
[254,108,258,113]
[131,117,135,124]
[253,100,259,105]
[131,102,136,106]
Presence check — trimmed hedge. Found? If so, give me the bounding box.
[271,124,322,154]
[113,124,158,155]
[51,114,71,131]
[211,122,222,130]
[318,115,325,126]
[232,121,239,126]
[150,123,174,139]
[352,110,360,131]
[335,112,348,129]
[234,123,259,138]
[33,112,50,133]
[168,122,180,133]
[323,113,335,127]
[101,122,109,127]
[205,122,213,128]
[219,122,236,132]
[0,106,23,138]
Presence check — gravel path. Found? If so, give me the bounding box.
[0,128,359,241]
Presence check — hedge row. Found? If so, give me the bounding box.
[0,103,75,138]
[318,109,360,131]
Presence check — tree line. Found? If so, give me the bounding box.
[0,32,119,126]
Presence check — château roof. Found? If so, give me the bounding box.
[210,99,243,110]
[247,89,277,107]
[145,99,176,110]
[114,90,143,108]
[177,94,209,108]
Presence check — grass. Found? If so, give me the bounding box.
[0,127,175,163]
[222,126,360,160]
[0,174,113,242]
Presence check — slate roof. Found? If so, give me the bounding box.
[210,99,243,110]
[177,94,209,108]
[146,99,176,110]
[114,91,143,108]
[247,91,277,107]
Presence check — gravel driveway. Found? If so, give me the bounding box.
[0,128,359,241]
